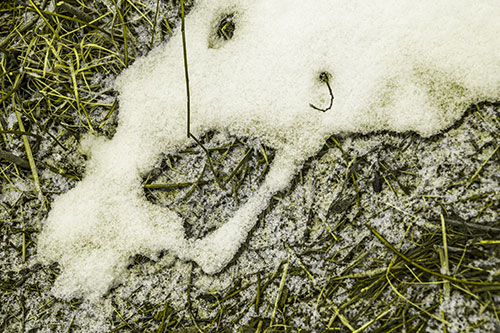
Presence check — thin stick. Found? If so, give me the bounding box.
[178,1,225,192]
[180,0,191,138]
[310,72,334,112]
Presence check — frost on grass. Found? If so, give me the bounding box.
[37,0,500,299]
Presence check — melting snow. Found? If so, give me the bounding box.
[38,0,500,299]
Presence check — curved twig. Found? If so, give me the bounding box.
[310,72,334,112]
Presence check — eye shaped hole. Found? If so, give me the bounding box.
[209,12,237,49]
[217,14,235,40]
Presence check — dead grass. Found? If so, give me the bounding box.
[1,1,499,332]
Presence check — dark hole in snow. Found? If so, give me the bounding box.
[217,14,235,40]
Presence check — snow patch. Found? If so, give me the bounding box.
[38,0,500,299]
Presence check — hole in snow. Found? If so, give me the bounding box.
[217,14,235,40]
[209,12,238,48]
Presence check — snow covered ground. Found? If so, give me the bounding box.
[1,1,499,331]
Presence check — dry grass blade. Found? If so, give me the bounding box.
[369,224,500,286]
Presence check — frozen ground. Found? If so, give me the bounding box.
[1,1,499,332]
[2,104,500,332]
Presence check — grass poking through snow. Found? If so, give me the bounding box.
[1,1,499,332]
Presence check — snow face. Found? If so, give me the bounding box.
[38,0,500,299]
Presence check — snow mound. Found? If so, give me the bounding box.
[38,0,500,299]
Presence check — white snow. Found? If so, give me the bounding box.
[38,0,500,299]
